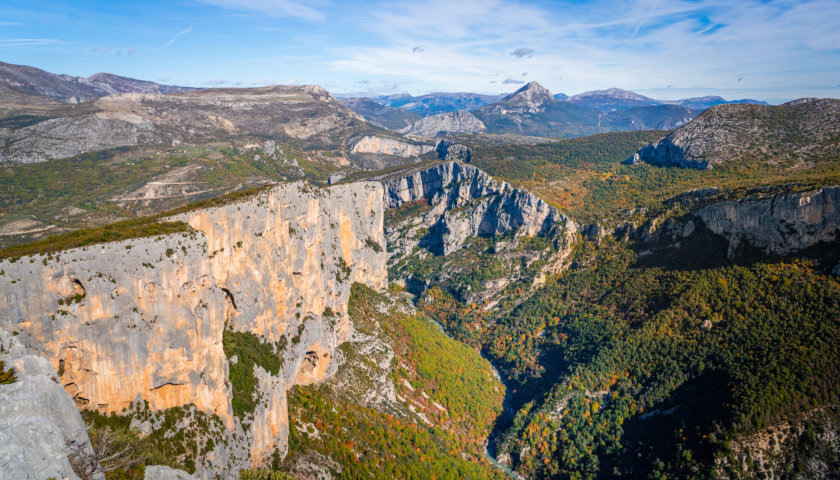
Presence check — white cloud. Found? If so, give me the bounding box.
[325,0,840,99]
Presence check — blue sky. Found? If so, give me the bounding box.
[1,0,839,102]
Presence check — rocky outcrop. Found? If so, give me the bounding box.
[0,180,388,475]
[435,139,472,162]
[626,98,840,169]
[696,187,840,257]
[348,135,435,170]
[399,110,486,137]
[624,137,710,169]
[0,327,103,480]
[382,161,575,255]
[349,135,433,158]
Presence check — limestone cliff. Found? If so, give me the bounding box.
[382,161,573,255]
[634,186,840,260]
[0,180,387,476]
[348,135,434,169]
[696,187,840,257]
[380,162,577,309]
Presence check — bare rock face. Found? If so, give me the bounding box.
[398,110,486,137]
[0,327,103,480]
[626,98,840,169]
[382,161,575,255]
[0,180,388,474]
[348,135,434,169]
[435,139,472,162]
[697,187,840,257]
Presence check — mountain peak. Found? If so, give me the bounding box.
[502,81,555,107]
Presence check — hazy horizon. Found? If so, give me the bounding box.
[2,0,839,104]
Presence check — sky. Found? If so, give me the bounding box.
[1,0,839,103]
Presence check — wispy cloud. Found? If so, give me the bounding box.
[503,78,525,84]
[196,0,325,22]
[165,27,193,48]
[0,38,70,47]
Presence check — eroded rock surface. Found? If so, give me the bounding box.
[696,187,840,257]
[382,162,573,255]
[626,98,840,169]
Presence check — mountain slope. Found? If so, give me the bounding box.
[0,61,195,103]
[375,91,506,116]
[0,85,434,168]
[474,82,603,137]
[626,97,840,168]
[337,97,421,130]
[567,87,659,111]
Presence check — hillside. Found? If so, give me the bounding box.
[626,98,840,168]
[373,91,506,116]
[336,97,420,130]
[0,83,439,242]
[0,61,195,103]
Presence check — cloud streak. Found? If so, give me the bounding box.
[165,27,193,48]
[196,0,325,22]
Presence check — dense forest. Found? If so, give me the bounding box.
[391,130,840,479]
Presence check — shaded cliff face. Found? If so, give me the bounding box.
[0,180,387,473]
[696,187,840,257]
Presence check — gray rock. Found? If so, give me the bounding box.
[399,110,486,137]
[697,187,840,257]
[145,465,195,480]
[0,328,104,480]
[382,161,576,255]
[626,99,840,169]
[435,140,472,162]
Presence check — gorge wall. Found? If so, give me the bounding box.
[0,180,388,476]
[382,161,574,255]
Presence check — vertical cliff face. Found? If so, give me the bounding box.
[383,161,574,255]
[696,187,840,257]
[0,180,387,474]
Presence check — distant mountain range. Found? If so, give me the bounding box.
[341,82,770,138]
[0,61,195,103]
